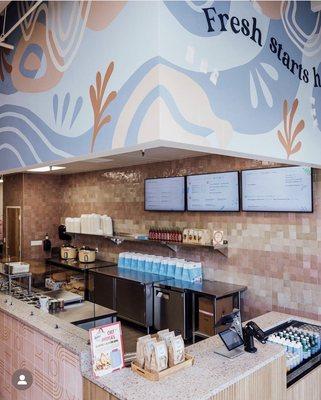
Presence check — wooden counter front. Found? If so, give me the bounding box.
[213,355,286,400]
[84,379,119,400]
[83,354,286,400]
[287,363,321,400]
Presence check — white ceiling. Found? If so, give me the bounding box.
[34,147,209,175]
[311,1,321,12]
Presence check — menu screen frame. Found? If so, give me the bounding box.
[144,176,186,212]
[186,170,240,212]
[241,166,313,213]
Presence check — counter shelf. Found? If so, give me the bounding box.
[0,264,32,294]
[66,232,229,257]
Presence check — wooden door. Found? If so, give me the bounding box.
[5,207,21,260]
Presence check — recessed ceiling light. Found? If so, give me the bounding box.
[86,158,114,163]
[27,166,66,172]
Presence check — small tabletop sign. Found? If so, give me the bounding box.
[89,322,124,377]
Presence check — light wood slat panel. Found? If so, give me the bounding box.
[84,355,286,400]
[211,355,286,400]
[287,364,321,400]
[83,378,120,400]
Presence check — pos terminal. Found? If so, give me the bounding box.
[214,310,267,358]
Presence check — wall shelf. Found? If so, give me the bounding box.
[67,232,228,257]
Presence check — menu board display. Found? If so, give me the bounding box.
[145,177,185,211]
[187,172,239,211]
[241,166,312,212]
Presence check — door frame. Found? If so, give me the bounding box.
[5,206,22,260]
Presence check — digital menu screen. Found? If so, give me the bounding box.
[187,172,239,211]
[242,166,313,212]
[145,176,185,211]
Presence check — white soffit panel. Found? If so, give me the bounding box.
[311,1,321,12]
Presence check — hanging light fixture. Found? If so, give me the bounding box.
[0,6,13,50]
[0,1,43,51]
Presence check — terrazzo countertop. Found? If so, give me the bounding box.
[81,312,297,400]
[0,289,320,400]
[0,291,91,357]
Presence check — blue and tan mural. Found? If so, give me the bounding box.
[0,1,320,172]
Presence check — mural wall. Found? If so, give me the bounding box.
[0,1,321,172]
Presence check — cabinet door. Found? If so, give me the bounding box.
[92,274,114,309]
[154,288,185,334]
[215,296,234,334]
[116,279,146,325]
[198,297,214,336]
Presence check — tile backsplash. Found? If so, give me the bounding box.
[4,153,321,321]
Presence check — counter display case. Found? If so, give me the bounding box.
[45,262,86,301]
[45,258,116,301]
[266,319,321,387]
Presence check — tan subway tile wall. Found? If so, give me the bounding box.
[4,154,321,321]
[60,154,320,321]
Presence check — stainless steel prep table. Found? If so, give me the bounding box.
[46,258,116,271]
[89,266,172,333]
[155,278,247,342]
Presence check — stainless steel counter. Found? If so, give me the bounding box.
[155,278,247,298]
[47,257,116,271]
[90,265,172,284]
[90,266,247,298]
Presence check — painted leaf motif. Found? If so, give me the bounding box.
[97,115,111,133]
[89,61,117,152]
[283,100,289,140]
[96,72,102,100]
[89,85,97,109]
[289,98,298,135]
[277,130,288,151]
[277,98,304,160]
[101,91,117,115]
[290,141,302,155]
[102,62,114,97]
[291,120,305,143]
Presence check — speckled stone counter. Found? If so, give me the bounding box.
[0,291,92,367]
[81,312,294,400]
[0,289,319,400]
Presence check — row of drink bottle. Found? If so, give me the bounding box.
[268,327,321,371]
[118,252,202,282]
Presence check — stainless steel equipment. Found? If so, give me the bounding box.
[0,264,32,294]
[60,245,77,260]
[153,283,192,340]
[78,247,96,263]
[4,262,30,274]
[45,289,83,304]
[116,278,154,329]
[90,266,171,333]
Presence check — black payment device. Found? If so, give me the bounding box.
[242,321,267,353]
[219,328,244,351]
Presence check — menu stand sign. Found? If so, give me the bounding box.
[90,322,124,377]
